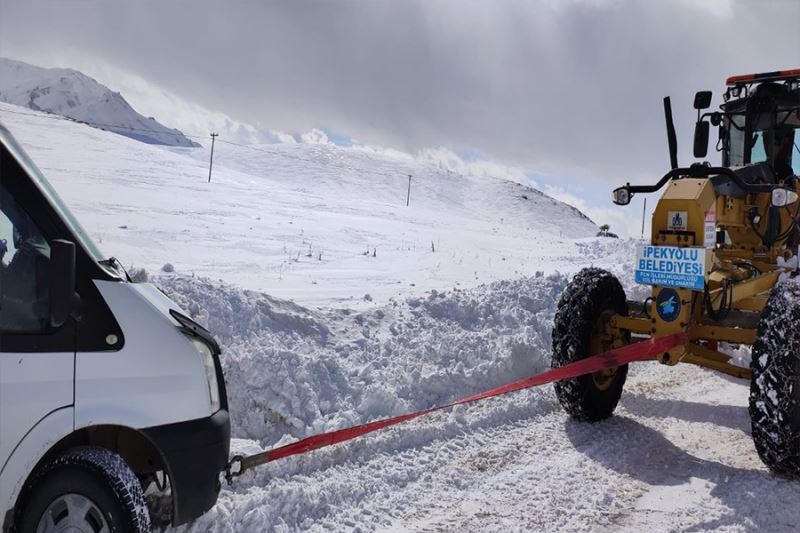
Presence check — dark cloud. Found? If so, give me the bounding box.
[1,0,798,182]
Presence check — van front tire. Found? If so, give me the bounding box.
[16,446,151,533]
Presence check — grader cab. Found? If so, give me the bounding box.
[552,69,800,475]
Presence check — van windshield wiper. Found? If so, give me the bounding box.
[99,256,130,280]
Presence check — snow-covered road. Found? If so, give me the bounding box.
[160,275,800,533]
[186,367,800,533]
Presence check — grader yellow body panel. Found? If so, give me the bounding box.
[624,166,793,369]
[651,178,716,247]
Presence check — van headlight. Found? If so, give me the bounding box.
[190,337,221,412]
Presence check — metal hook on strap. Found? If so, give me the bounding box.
[224,455,245,484]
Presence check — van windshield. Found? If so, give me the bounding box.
[0,125,121,278]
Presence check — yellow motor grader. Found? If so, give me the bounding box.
[552,69,800,475]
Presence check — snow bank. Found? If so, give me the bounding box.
[153,264,800,533]
[158,272,566,447]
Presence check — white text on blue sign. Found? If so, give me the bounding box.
[635,246,706,290]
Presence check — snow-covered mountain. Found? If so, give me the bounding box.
[0,58,199,147]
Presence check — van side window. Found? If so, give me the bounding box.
[0,183,51,332]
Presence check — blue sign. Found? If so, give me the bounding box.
[656,288,681,322]
[635,245,706,290]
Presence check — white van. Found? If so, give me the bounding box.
[0,122,230,532]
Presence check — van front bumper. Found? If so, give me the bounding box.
[143,409,231,526]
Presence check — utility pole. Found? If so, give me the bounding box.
[406,174,412,206]
[208,133,218,183]
[641,197,647,239]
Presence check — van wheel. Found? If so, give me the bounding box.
[17,446,151,533]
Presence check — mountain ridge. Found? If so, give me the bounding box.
[0,57,199,147]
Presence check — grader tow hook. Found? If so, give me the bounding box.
[552,69,800,476]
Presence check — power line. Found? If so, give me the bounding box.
[0,107,370,170]
[0,106,207,141]
[0,109,403,182]
[0,106,399,177]
[213,137,408,181]
[0,106,524,186]
[0,105,434,199]
[0,106,402,177]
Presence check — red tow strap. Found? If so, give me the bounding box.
[228,332,688,479]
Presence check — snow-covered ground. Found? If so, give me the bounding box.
[3,103,798,532]
[0,101,599,307]
[157,271,800,533]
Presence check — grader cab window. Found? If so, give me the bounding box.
[782,127,800,176]
[751,131,768,165]
[725,113,799,177]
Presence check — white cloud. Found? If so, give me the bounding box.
[347,143,415,162]
[5,14,752,241]
[674,0,733,18]
[299,128,332,145]
[544,184,642,238]
[5,0,796,184]
[416,147,531,186]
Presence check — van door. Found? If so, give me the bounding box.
[0,178,75,473]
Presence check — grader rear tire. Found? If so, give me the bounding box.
[552,268,629,422]
[750,281,800,477]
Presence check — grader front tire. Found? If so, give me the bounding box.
[552,268,629,422]
[750,281,800,477]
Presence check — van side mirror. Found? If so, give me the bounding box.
[693,121,710,158]
[694,91,712,110]
[49,239,81,328]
